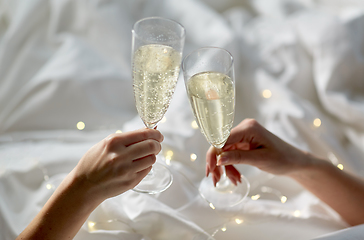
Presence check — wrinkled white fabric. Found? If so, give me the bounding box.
[1,0,364,239]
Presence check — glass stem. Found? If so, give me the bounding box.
[215,148,230,189]
[220,161,227,180]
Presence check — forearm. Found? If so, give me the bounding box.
[288,155,364,226]
[17,169,101,240]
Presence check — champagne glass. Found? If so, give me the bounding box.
[182,47,250,208]
[131,17,185,194]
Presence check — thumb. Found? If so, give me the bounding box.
[217,149,262,166]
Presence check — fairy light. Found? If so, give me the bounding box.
[262,89,272,99]
[165,150,173,165]
[313,118,321,127]
[115,130,122,133]
[87,221,96,231]
[160,116,167,123]
[281,196,287,203]
[191,120,199,129]
[77,121,85,130]
[293,210,301,217]
[46,184,53,190]
[190,153,197,162]
[209,203,216,210]
[165,150,173,160]
[337,164,344,170]
[221,226,227,232]
[251,194,261,200]
[235,218,243,224]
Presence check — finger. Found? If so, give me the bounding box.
[217,149,267,166]
[211,166,222,187]
[225,165,241,185]
[124,139,161,160]
[206,146,218,175]
[107,128,164,147]
[223,119,261,147]
[132,154,156,173]
[132,166,153,187]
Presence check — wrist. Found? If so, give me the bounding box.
[286,152,329,181]
[58,168,103,214]
[22,168,104,239]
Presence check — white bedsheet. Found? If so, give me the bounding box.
[1,0,364,239]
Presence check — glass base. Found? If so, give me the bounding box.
[133,162,173,194]
[199,174,250,209]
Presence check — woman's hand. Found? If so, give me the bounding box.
[74,128,164,202]
[206,119,312,185]
[206,119,364,226]
[16,128,163,240]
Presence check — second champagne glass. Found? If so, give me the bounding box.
[182,47,250,208]
[131,17,185,194]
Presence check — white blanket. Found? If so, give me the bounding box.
[1,0,364,239]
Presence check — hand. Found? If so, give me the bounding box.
[205,147,243,187]
[15,128,164,240]
[73,128,163,203]
[206,119,311,184]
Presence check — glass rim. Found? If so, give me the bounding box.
[182,46,234,77]
[132,16,186,43]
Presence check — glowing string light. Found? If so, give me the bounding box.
[160,116,167,123]
[262,89,272,99]
[313,118,321,127]
[251,194,261,200]
[293,210,301,217]
[166,150,173,157]
[235,218,243,224]
[115,130,122,133]
[337,164,344,170]
[87,221,96,231]
[77,121,85,130]
[190,153,197,162]
[165,150,173,162]
[191,120,199,129]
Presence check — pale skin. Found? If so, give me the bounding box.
[206,118,364,226]
[16,128,164,240]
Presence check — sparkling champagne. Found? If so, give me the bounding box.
[133,44,181,128]
[187,71,235,148]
